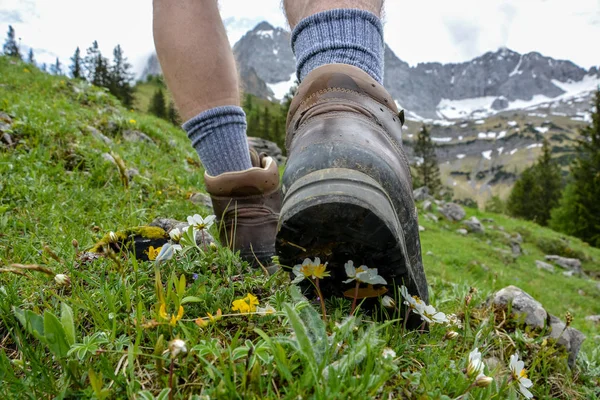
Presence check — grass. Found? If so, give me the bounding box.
[1,56,599,399]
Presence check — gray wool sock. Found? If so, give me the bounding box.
[182,105,253,176]
[291,9,384,84]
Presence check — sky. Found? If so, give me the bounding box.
[1,0,599,78]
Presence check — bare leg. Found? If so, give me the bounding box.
[153,0,240,121]
[283,0,383,30]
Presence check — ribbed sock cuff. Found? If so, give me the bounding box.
[182,106,252,176]
[291,9,384,83]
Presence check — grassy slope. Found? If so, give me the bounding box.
[1,57,599,399]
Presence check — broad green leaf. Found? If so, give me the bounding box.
[177,274,186,298]
[43,311,70,358]
[283,303,317,377]
[60,303,76,345]
[156,388,171,400]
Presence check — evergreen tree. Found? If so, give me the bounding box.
[167,101,180,125]
[243,93,253,113]
[413,125,442,194]
[550,90,600,246]
[507,140,562,225]
[70,47,83,79]
[49,57,63,75]
[40,63,47,72]
[108,45,134,107]
[3,25,21,59]
[148,88,167,119]
[247,111,260,137]
[261,107,272,141]
[27,49,35,64]
[84,41,110,87]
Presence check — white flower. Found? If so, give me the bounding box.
[54,274,71,286]
[256,305,276,315]
[291,257,330,284]
[169,227,182,242]
[399,285,425,310]
[447,313,464,329]
[418,304,449,324]
[381,295,396,308]
[342,260,387,285]
[172,244,183,253]
[509,353,534,399]
[155,243,174,265]
[467,348,485,378]
[186,214,216,231]
[168,339,187,358]
[108,231,118,243]
[382,348,396,360]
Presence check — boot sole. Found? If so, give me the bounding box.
[276,168,425,326]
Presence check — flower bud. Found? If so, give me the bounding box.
[444,330,459,340]
[72,239,79,249]
[475,375,493,388]
[168,339,187,358]
[108,231,118,243]
[169,228,182,242]
[381,295,396,308]
[54,274,71,286]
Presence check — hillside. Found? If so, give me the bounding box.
[1,57,599,398]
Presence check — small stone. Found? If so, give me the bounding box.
[512,233,523,243]
[498,226,505,231]
[585,315,600,324]
[126,168,140,180]
[510,241,522,256]
[101,153,117,165]
[535,260,555,273]
[481,218,494,223]
[418,225,425,232]
[426,251,434,256]
[413,186,431,202]
[123,129,155,145]
[1,132,13,146]
[563,270,575,278]
[456,228,468,235]
[425,213,438,222]
[548,314,586,368]
[422,199,432,211]
[440,203,466,222]
[464,216,484,234]
[545,255,582,274]
[87,126,113,145]
[189,193,212,208]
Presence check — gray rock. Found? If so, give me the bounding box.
[413,186,431,202]
[563,270,575,278]
[126,168,140,180]
[101,153,117,165]
[456,228,468,235]
[426,251,434,256]
[87,126,113,145]
[1,132,13,146]
[585,315,600,324]
[440,203,466,221]
[425,213,438,222]
[123,130,155,145]
[548,314,586,368]
[189,192,213,209]
[535,260,555,273]
[491,285,547,329]
[512,233,523,243]
[464,216,484,234]
[510,241,522,256]
[422,199,432,211]
[545,255,582,274]
[481,218,494,223]
[418,225,425,232]
[247,136,286,164]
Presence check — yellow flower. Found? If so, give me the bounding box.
[129,119,136,124]
[195,317,209,327]
[312,263,331,279]
[145,246,162,261]
[23,68,30,73]
[159,303,184,326]
[207,309,222,322]
[232,294,259,313]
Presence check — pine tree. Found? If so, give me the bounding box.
[261,107,272,141]
[108,45,134,107]
[27,49,35,64]
[3,25,21,59]
[49,58,63,75]
[40,63,47,72]
[507,140,562,225]
[85,41,110,87]
[413,125,442,194]
[70,47,83,79]
[243,93,253,113]
[550,90,600,246]
[148,88,167,119]
[167,101,180,125]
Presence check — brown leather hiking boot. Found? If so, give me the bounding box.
[205,150,281,269]
[277,64,428,326]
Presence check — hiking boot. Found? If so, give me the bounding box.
[276,64,428,324]
[205,149,281,269]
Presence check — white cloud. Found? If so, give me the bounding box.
[0,0,598,78]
